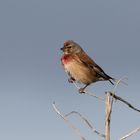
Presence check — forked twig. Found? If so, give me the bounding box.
[52,102,86,140]
[119,127,140,140]
[54,77,140,140]
[65,111,105,138]
[104,77,128,140]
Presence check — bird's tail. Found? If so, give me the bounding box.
[108,78,115,85]
[98,70,127,86]
[102,72,115,85]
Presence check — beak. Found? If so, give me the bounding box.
[60,47,64,51]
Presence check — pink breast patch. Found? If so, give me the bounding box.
[61,55,72,65]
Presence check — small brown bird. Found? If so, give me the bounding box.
[60,40,115,93]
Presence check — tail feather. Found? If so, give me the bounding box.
[113,78,128,86]
[102,72,115,85]
[108,78,115,85]
[108,77,128,86]
[93,65,127,86]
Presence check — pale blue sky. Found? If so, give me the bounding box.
[0,0,140,140]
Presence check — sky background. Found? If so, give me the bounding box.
[0,0,140,140]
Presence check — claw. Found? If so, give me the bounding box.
[68,78,73,83]
[78,84,90,94]
[68,77,75,83]
[78,88,85,93]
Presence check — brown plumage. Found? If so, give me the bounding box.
[60,40,115,93]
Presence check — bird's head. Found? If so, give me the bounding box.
[61,40,83,55]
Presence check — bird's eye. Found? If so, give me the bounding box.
[67,46,72,49]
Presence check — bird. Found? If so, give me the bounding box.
[60,40,115,93]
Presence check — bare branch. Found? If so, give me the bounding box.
[109,92,140,113]
[105,92,113,140]
[73,82,105,101]
[52,102,86,140]
[104,76,127,140]
[54,76,139,140]
[119,127,140,140]
[65,111,105,138]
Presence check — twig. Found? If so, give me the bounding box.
[52,102,86,140]
[112,77,128,93]
[109,92,140,113]
[73,82,105,101]
[119,127,140,140]
[65,111,105,138]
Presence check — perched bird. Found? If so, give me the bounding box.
[60,40,115,93]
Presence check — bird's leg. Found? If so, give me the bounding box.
[68,77,75,83]
[79,84,90,93]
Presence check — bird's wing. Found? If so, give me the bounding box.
[77,52,114,84]
[76,51,96,67]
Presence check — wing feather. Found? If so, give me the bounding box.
[77,51,114,84]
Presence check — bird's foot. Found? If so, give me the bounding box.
[78,88,85,94]
[78,84,89,94]
[68,77,75,83]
